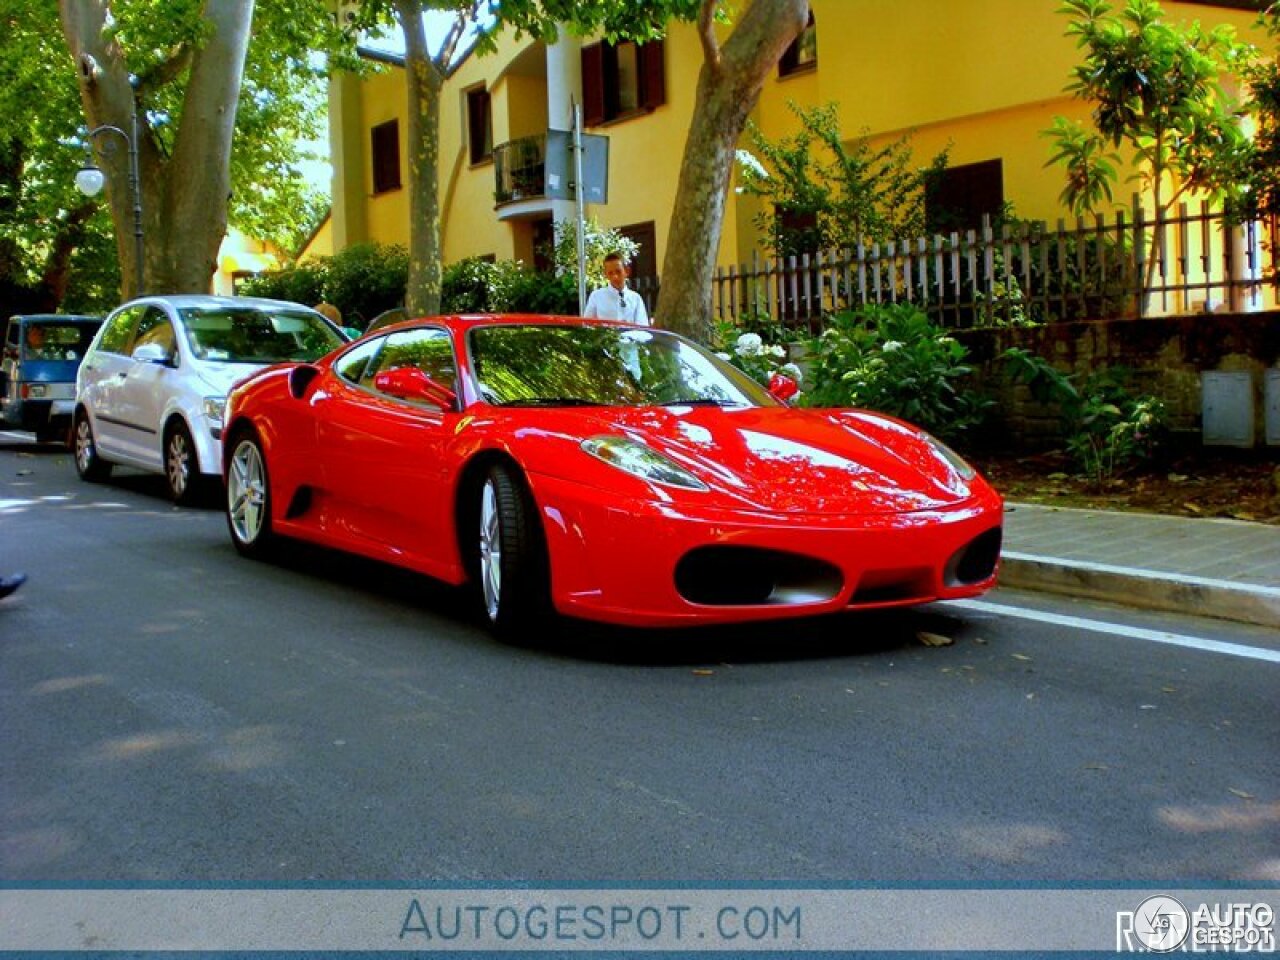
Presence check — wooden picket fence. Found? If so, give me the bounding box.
[705,199,1280,333]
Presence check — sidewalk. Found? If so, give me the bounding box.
[998,502,1280,630]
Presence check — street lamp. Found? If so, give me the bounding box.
[76,108,144,296]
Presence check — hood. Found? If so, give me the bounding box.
[541,405,976,516]
[194,361,272,396]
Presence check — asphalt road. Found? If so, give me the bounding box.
[2,433,1277,883]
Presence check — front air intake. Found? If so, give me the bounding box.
[674,546,843,607]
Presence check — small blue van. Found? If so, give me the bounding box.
[1,314,103,442]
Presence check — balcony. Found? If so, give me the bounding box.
[494,134,547,209]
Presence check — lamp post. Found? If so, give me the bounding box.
[75,107,144,296]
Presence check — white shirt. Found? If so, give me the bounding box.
[583,285,650,325]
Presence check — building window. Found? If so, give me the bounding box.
[581,40,665,126]
[467,87,493,165]
[371,119,401,194]
[925,159,1005,235]
[779,12,817,77]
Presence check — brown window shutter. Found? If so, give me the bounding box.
[581,43,605,127]
[639,39,665,110]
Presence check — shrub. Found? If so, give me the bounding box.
[1002,348,1168,486]
[800,304,990,441]
[322,243,408,329]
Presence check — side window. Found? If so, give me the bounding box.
[364,327,456,396]
[778,12,817,77]
[129,307,176,358]
[5,321,18,349]
[98,307,141,355]
[334,338,383,384]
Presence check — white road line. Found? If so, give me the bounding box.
[946,598,1280,664]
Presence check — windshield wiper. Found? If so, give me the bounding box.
[657,397,735,407]
[499,397,604,407]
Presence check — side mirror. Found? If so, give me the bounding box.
[373,367,457,410]
[132,342,174,366]
[768,371,799,403]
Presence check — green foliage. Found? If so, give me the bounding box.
[240,244,408,326]
[736,102,949,254]
[323,243,410,327]
[546,218,640,290]
[1238,2,1280,221]
[800,305,990,441]
[1002,347,1167,485]
[1046,0,1254,216]
[440,257,578,314]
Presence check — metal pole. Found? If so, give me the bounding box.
[129,104,144,296]
[573,101,587,314]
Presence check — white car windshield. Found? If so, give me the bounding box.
[180,307,345,363]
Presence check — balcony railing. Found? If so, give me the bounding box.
[494,134,546,205]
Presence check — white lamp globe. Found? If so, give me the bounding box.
[75,166,106,197]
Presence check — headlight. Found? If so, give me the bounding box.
[582,435,708,491]
[923,433,976,481]
[203,396,227,426]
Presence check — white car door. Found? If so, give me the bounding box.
[112,305,179,468]
[78,305,143,460]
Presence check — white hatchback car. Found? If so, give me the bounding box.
[74,295,349,503]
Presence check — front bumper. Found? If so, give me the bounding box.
[529,472,1004,627]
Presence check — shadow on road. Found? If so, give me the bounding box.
[251,535,973,667]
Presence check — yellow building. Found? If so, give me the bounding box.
[316,1,1273,309]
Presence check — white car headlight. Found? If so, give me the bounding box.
[582,436,708,491]
[923,433,976,481]
[203,396,227,427]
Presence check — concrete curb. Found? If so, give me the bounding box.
[999,551,1280,631]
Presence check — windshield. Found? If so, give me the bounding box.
[468,324,778,408]
[22,321,99,361]
[180,306,346,363]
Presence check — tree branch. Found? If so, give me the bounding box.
[697,0,721,70]
[436,0,482,71]
[136,43,194,99]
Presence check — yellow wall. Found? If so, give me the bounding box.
[299,214,334,261]
[330,1,1272,276]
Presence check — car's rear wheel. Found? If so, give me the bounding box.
[476,463,549,635]
[226,432,275,558]
[164,420,201,506]
[73,410,111,482]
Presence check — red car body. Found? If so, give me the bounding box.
[222,315,1002,629]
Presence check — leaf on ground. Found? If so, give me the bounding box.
[1183,502,1203,514]
[1011,653,1033,661]
[1232,512,1258,522]
[1161,686,1177,694]
[1083,762,1110,771]
[917,631,954,647]
[1168,473,1188,482]
[16,469,32,476]
[1228,788,1254,800]
[1047,472,1070,480]
[973,637,989,645]
[692,669,714,677]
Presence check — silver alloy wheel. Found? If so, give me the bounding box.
[228,439,266,544]
[479,478,502,621]
[74,417,94,474]
[167,430,190,499]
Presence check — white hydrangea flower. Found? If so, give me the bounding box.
[715,352,731,362]
[780,362,804,385]
[735,332,764,356]
[735,150,769,180]
[882,340,904,353]
[767,343,786,359]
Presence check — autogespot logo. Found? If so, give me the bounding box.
[1119,895,1192,953]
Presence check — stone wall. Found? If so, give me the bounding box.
[953,311,1280,449]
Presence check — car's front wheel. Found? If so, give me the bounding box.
[226,431,275,558]
[73,410,112,482]
[476,463,550,636]
[164,421,202,506]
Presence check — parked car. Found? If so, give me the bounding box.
[222,315,1003,634]
[75,295,349,504]
[1,314,103,442]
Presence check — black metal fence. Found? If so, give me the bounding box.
[710,198,1280,333]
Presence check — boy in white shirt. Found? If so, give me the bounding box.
[583,252,650,325]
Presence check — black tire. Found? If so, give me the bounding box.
[73,409,112,482]
[164,420,202,506]
[475,463,550,636]
[225,431,276,559]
